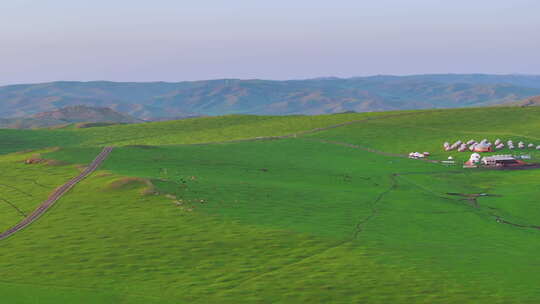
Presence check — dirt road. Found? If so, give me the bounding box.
[0,147,113,241]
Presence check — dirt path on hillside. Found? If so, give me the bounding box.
[0,147,113,241]
[204,111,426,145]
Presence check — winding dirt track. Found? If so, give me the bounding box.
[0,147,113,241]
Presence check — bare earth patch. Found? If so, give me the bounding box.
[106,177,156,196]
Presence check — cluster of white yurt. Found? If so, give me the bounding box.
[444,139,493,152]
[444,140,463,151]
[451,141,462,151]
[512,140,537,150]
[443,138,539,152]
[504,140,537,150]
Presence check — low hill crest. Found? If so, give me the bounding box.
[0,105,142,129]
[32,105,142,123]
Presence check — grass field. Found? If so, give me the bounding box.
[0,112,393,155]
[1,107,540,303]
[0,149,78,232]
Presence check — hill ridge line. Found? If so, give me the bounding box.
[0,147,113,241]
[2,74,540,119]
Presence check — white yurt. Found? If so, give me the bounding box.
[473,142,492,152]
[469,153,481,164]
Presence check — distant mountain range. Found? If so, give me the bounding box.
[503,95,540,107]
[1,74,539,120]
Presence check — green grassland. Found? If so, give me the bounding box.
[0,149,79,232]
[305,106,540,162]
[1,107,540,303]
[0,112,393,155]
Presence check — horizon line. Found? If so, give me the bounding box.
[2,73,539,87]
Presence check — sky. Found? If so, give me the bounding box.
[1,0,539,85]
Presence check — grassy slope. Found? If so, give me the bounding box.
[306,106,540,161]
[0,149,78,232]
[1,107,540,303]
[0,143,492,303]
[0,129,81,155]
[0,112,393,155]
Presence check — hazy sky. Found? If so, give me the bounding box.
[1,0,539,84]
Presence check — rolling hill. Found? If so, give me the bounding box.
[2,107,540,303]
[32,105,141,123]
[0,106,142,129]
[1,74,539,120]
[503,95,540,107]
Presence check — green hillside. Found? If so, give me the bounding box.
[1,107,540,303]
[0,112,395,154]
